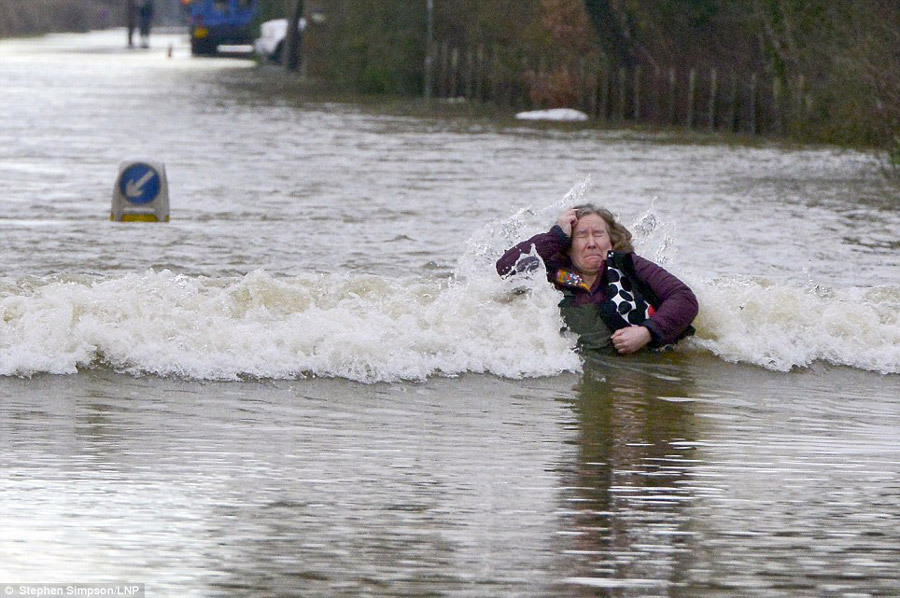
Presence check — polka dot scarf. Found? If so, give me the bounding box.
[605,252,656,325]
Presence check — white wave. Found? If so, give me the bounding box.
[2,268,896,381]
[686,276,900,374]
[0,269,580,382]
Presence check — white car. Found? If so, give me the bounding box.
[254,18,306,63]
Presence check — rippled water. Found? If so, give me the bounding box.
[1,30,898,596]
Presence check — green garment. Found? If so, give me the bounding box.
[558,296,613,352]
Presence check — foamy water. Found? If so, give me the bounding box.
[0,268,578,381]
[690,276,899,373]
[2,220,897,381]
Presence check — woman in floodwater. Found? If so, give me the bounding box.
[496,205,698,354]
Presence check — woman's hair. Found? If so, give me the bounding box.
[573,204,634,252]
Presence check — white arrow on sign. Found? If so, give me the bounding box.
[125,170,156,198]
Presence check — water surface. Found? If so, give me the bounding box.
[1,30,898,597]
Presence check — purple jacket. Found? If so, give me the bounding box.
[496,226,698,346]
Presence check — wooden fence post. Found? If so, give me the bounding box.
[424,39,435,97]
[668,67,677,125]
[463,48,475,100]
[440,41,449,98]
[474,45,485,102]
[687,68,697,129]
[577,56,592,114]
[521,55,532,109]
[586,57,598,116]
[424,0,434,98]
[450,47,460,98]
[772,76,783,135]
[728,72,739,132]
[796,74,806,125]
[617,67,627,121]
[749,72,758,134]
[653,66,662,124]
[490,45,500,105]
[633,65,641,120]
[599,56,610,120]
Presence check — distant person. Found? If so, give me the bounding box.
[496,204,698,353]
[138,0,154,48]
[127,0,136,47]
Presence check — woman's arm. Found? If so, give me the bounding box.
[495,225,570,276]
[632,255,699,345]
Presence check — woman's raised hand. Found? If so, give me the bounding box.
[557,208,578,237]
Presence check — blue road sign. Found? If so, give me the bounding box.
[118,163,160,205]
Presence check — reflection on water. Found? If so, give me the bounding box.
[1,372,578,596]
[553,355,900,597]
[557,355,700,594]
[1,362,898,596]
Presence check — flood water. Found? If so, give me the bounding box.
[1,30,898,597]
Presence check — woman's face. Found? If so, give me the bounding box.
[569,214,612,275]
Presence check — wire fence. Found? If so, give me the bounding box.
[430,41,810,135]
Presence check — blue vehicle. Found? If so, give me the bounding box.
[183,0,258,56]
